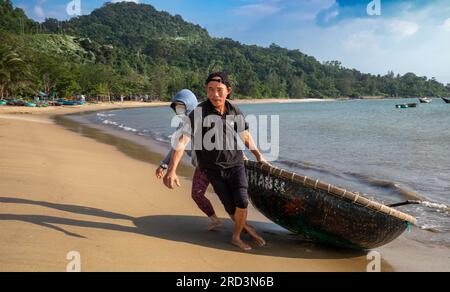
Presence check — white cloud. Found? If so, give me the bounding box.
[267,2,450,83]
[385,20,419,37]
[338,18,418,55]
[323,8,339,23]
[33,5,46,19]
[342,30,380,52]
[233,2,281,18]
[443,18,450,32]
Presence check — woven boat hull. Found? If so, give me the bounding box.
[245,161,416,250]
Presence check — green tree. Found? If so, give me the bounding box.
[147,65,169,100]
[0,45,30,98]
[290,77,310,99]
[31,54,69,97]
[236,68,260,98]
[2,1,449,101]
[0,0,36,34]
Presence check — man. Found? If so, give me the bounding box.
[164,72,268,251]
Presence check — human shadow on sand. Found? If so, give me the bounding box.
[0,197,365,260]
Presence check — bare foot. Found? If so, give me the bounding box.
[245,226,266,247]
[250,234,266,247]
[231,237,252,251]
[207,220,222,231]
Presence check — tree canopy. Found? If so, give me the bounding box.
[0,1,448,100]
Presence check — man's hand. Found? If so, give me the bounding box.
[240,130,270,166]
[155,166,165,179]
[163,171,181,189]
[256,154,270,166]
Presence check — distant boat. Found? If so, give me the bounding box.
[396,103,417,109]
[63,101,78,106]
[37,102,49,108]
[25,102,37,107]
[56,100,78,106]
[442,97,450,104]
[419,97,432,104]
[6,100,25,106]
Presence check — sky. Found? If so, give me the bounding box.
[11,0,450,84]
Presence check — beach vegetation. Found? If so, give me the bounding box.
[1,1,449,100]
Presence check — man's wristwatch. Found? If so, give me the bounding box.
[160,163,169,170]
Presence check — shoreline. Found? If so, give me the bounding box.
[232,98,335,104]
[0,104,374,272]
[1,105,449,271]
[0,101,170,116]
[0,98,336,116]
[60,107,450,272]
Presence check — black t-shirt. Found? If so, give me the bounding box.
[187,99,249,170]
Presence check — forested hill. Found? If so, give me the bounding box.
[42,2,210,49]
[0,0,36,33]
[1,0,449,100]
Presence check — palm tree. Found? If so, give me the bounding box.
[0,46,30,99]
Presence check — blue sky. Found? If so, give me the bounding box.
[12,0,450,84]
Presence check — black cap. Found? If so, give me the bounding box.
[205,72,231,87]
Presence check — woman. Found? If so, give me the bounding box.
[155,89,222,231]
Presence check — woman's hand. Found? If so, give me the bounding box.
[155,166,165,179]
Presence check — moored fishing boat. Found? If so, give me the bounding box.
[25,102,37,107]
[62,101,78,106]
[56,100,78,106]
[396,103,417,109]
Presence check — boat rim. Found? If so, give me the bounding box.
[245,160,417,225]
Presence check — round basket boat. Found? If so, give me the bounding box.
[245,160,417,250]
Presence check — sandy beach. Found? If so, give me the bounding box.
[0,102,448,272]
[0,97,335,116]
